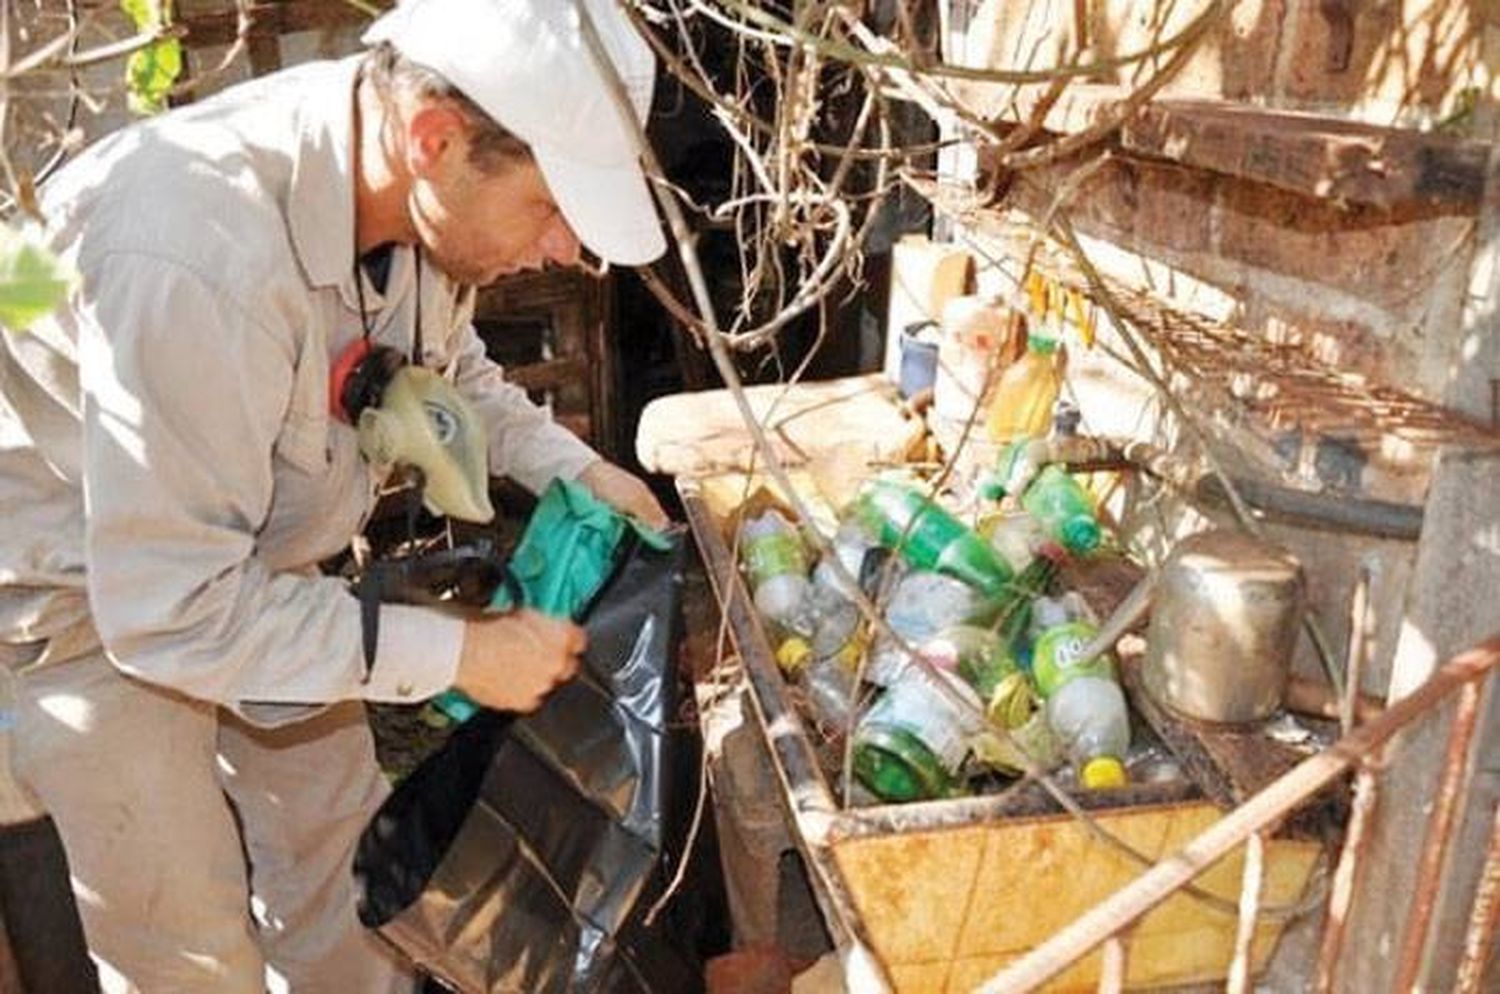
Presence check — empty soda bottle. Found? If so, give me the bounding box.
[852,478,1014,599]
[866,570,999,686]
[983,443,1102,557]
[1033,620,1130,789]
[986,331,1065,445]
[852,659,984,803]
[739,509,815,644]
[919,625,1062,777]
[1021,466,1102,557]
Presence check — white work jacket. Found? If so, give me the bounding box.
[0,57,599,712]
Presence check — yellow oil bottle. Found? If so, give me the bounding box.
[984,331,1066,444]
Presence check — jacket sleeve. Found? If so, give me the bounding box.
[78,253,463,707]
[445,320,599,495]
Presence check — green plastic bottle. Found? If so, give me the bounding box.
[982,443,1101,557]
[1021,465,1102,556]
[853,479,1014,598]
[852,661,983,803]
[1031,620,1115,696]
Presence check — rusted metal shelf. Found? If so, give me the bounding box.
[915,193,1500,501]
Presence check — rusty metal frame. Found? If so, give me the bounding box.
[973,639,1500,993]
[1454,799,1500,994]
[1393,677,1487,991]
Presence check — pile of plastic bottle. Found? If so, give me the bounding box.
[737,455,1139,805]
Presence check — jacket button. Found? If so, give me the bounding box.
[396,682,414,697]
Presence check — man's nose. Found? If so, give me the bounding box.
[537,216,581,267]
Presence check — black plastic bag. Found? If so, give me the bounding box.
[355,534,700,993]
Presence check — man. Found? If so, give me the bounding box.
[0,0,669,990]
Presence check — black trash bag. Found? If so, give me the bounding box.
[355,533,700,993]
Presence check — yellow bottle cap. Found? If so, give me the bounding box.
[776,637,812,675]
[1081,756,1127,790]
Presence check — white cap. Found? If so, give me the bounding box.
[364,0,667,265]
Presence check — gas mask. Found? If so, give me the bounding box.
[331,340,495,524]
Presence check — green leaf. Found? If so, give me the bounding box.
[121,0,181,116]
[125,37,183,115]
[0,225,75,332]
[120,0,160,28]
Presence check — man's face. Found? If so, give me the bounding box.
[407,132,583,286]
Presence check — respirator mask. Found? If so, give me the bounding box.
[330,338,495,525]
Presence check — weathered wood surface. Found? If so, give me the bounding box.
[637,375,924,479]
[982,85,1491,211]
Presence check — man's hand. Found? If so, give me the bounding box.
[454,609,587,713]
[577,460,670,529]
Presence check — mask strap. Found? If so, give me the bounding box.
[412,246,424,367]
[352,246,423,368]
[353,255,375,342]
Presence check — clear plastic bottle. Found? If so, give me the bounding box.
[812,517,879,602]
[740,510,814,640]
[804,654,859,732]
[1045,677,1130,789]
[986,511,1045,574]
[866,571,998,685]
[986,332,1066,445]
[1032,620,1130,789]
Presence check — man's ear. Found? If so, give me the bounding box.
[406,103,468,178]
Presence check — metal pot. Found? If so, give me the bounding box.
[1143,529,1305,724]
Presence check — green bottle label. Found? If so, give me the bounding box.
[742,532,805,587]
[1033,621,1114,697]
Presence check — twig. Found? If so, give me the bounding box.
[1226,831,1266,994]
[715,0,1231,86]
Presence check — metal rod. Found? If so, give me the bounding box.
[1313,761,1382,993]
[1394,678,1486,992]
[1097,935,1126,994]
[1454,799,1500,994]
[1227,831,1266,994]
[1340,561,1375,735]
[1286,677,1384,726]
[974,638,1500,994]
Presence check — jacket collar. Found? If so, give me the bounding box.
[286,56,365,309]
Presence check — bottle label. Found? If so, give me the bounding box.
[743,533,805,587]
[1034,621,1114,697]
[860,669,979,772]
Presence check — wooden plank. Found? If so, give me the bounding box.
[1123,99,1491,212]
[980,86,1490,212]
[503,357,587,393]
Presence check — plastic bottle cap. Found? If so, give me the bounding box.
[776,638,812,675]
[978,474,1006,501]
[1061,517,1102,554]
[1081,756,1127,790]
[1028,333,1060,355]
